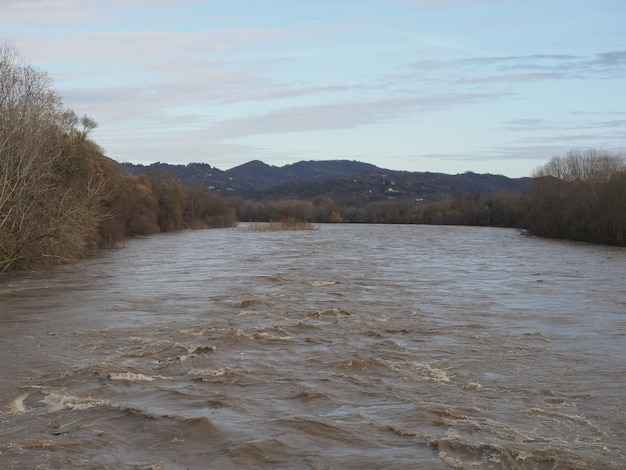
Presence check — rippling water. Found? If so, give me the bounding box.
[1,224,624,469]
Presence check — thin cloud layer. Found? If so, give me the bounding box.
[1,0,624,176]
[205,93,507,139]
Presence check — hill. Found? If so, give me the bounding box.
[120,160,530,206]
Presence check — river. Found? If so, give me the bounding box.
[0,224,624,469]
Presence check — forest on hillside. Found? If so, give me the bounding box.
[228,148,626,247]
[1,47,625,277]
[121,160,529,201]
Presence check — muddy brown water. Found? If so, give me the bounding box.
[1,224,624,469]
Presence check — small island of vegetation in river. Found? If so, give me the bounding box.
[1,45,625,278]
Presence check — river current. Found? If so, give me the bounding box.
[0,224,624,469]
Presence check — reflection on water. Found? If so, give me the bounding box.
[1,224,625,469]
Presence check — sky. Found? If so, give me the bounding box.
[1,0,625,177]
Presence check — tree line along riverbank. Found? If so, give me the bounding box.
[2,46,625,278]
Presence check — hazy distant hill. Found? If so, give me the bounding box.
[120,160,530,206]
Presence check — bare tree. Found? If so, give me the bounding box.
[0,45,104,274]
[527,149,626,244]
[532,149,625,183]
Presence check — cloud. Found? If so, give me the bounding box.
[0,0,90,22]
[12,28,290,67]
[595,50,626,65]
[500,119,554,131]
[407,51,626,87]
[205,92,506,139]
[0,0,205,24]
[101,131,266,168]
[455,72,575,85]
[499,116,626,149]
[3,0,623,177]
[503,116,626,134]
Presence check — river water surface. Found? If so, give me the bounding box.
[0,224,624,469]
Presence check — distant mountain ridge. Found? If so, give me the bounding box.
[120,159,530,206]
[231,159,382,190]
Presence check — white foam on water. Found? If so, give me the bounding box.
[307,280,339,286]
[42,389,113,411]
[462,381,482,391]
[186,367,232,378]
[5,393,28,414]
[108,372,169,382]
[415,362,452,383]
[176,343,216,354]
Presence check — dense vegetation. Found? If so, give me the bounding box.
[229,190,523,226]
[0,46,236,277]
[524,149,626,245]
[1,47,624,278]
[229,151,625,246]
